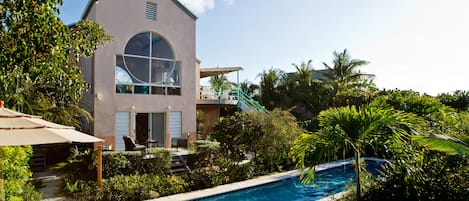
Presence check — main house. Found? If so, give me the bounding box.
[80,0,265,151]
[80,0,200,150]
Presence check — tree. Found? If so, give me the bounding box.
[291,103,422,201]
[286,60,333,120]
[292,60,315,85]
[0,0,111,127]
[213,110,303,172]
[438,90,469,112]
[258,68,285,110]
[323,49,376,107]
[323,49,372,89]
[210,74,234,92]
[239,80,259,98]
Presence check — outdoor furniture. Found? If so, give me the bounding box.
[171,138,188,151]
[123,135,146,151]
[146,139,158,148]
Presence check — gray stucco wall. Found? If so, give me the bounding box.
[81,0,197,147]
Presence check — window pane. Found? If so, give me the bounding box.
[151,86,165,95]
[151,33,174,59]
[124,56,149,83]
[115,66,133,84]
[167,87,181,95]
[170,61,180,86]
[135,86,149,94]
[151,59,175,84]
[116,85,133,94]
[125,32,150,56]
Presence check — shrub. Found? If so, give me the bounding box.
[213,110,304,173]
[102,148,171,177]
[52,148,96,183]
[53,147,171,182]
[363,153,469,201]
[0,146,42,201]
[72,174,187,201]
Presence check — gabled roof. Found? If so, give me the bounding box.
[81,0,197,20]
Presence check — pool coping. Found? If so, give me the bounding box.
[148,157,387,201]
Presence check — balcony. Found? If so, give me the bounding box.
[197,86,238,105]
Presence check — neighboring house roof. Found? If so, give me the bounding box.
[200,67,243,78]
[287,69,329,81]
[81,0,197,20]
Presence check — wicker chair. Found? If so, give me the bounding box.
[123,136,146,151]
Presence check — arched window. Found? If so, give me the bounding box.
[116,32,180,95]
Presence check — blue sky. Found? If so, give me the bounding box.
[59,0,469,95]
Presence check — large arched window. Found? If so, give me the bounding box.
[116,32,180,95]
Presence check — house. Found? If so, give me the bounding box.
[80,0,265,150]
[80,0,198,150]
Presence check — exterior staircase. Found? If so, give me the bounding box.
[170,154,190,174]
[234,90,269,113]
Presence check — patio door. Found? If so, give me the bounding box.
[151,113,166,147]
[135,112,165,147]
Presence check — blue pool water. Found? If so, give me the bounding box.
[198,161,384,201]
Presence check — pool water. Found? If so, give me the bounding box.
[198,161,384,201]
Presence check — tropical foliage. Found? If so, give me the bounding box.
[438,90,469,112]
[256,49,375,121]
[213,110,304,172]
[0,146,42,201]
[291,103,423,200]
[0,0,111,127]
[210,74,234,92]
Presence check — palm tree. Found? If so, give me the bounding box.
[291,103,422,201]
[210,74,234,92]
[323,49,373,91]
[412,134,469,156]
[292,60,315,85]
[240,80,259,98]
[258,68,285,110]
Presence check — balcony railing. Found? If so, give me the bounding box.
[198,86,238,105]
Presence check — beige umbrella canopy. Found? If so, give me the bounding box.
[0,101,103,146]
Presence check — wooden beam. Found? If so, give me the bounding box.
[97,145,102,187]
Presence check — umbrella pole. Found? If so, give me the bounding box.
[97,145,102,187]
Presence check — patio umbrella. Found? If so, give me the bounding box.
[0,101,105,200]
[0,107,103,146]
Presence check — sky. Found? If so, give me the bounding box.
[59,0,469,96]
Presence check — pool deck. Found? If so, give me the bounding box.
[148,158,362,201]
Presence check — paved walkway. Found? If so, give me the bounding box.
[33,169,72,201]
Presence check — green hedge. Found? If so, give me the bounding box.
[70,174,187,201]
[53,148,171,183]
[102,148,171,178]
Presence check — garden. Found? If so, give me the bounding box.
[0,1,468,201]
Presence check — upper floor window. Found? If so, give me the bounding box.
[116,32,181,95]
[146,2,157,21]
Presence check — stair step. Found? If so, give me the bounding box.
[170,168,188,174]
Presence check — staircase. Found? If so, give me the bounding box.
[170,154,190,174]
[234,90,269,113]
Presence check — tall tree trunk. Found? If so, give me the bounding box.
[355,151,361,201]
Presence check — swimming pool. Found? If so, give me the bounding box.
[197,160,384,201]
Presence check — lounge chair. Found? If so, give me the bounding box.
[123,135,146,151]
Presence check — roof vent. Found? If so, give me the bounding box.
[146,2,157,21]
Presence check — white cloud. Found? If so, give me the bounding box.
[178,0,234,14]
